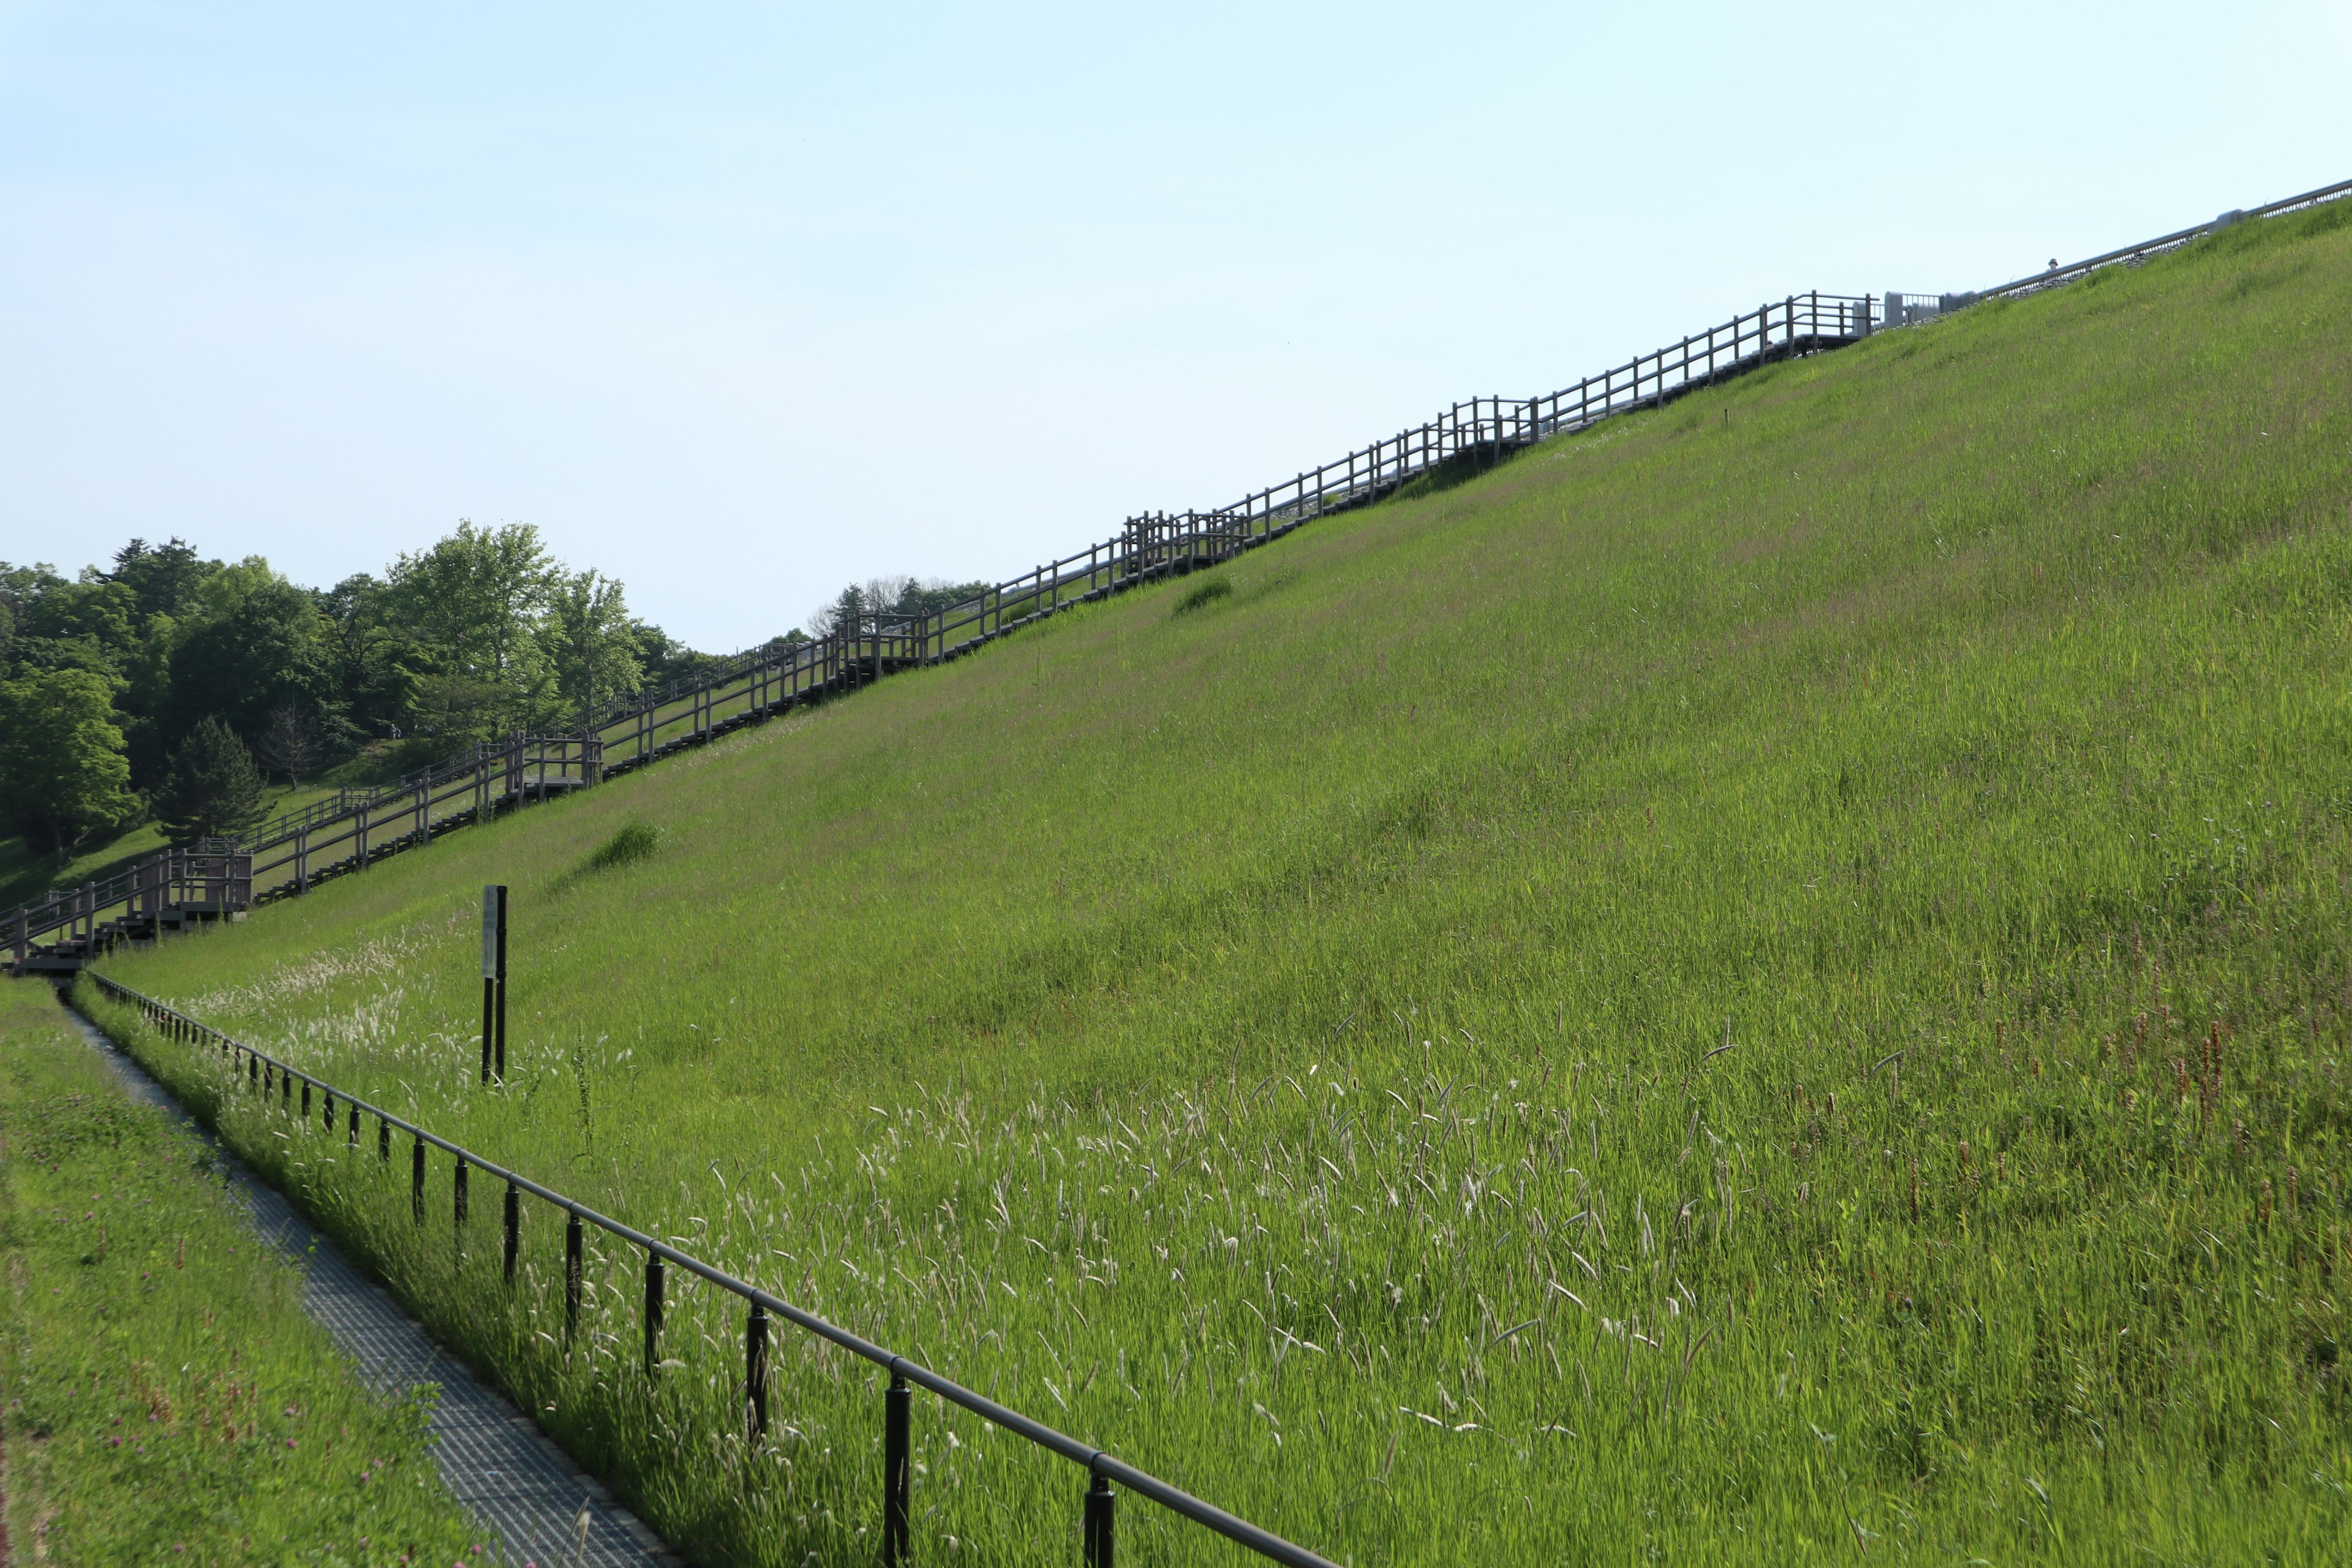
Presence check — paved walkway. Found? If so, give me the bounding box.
[61,1003,680,1568]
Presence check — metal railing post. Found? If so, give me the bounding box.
[644,1253,666,1378]
[885,1370,911,1565]
[1085,1474,1116,1568]
[745,1305,769,1442]
[503,1182,521,1283]
[412,1134,426,1224]
[454,1155,469,1242]
[565,1214,586,1344]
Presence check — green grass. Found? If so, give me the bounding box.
[0,978,483,1564]
[83,201,2352,1564]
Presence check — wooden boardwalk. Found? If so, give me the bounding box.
[9,292,1876,973]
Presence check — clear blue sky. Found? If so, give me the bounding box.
[4,2,2345,650]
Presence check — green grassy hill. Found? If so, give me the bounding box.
[84,202,2352,1565]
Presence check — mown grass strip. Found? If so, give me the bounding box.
[0,978,482,1566]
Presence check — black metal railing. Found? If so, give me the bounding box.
[1974,173,2352,301]
[86,973,1341,1568]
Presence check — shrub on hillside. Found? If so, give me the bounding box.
[1172,575,1234,615]
[583,820,663,872]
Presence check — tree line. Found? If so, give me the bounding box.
[0,526,992,872]
[0,523,722,866]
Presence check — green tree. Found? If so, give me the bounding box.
[9,573,140,680]
[160,564,341,754]
[0,562,66,679]
[380,521,556,741]
[318,572,412,745]
[544,569,643,732]
[104,537,212,622]
[808,576,988,637]
[0,668,141,866]
[153,717,267,848]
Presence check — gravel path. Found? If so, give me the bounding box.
[61,1001,682,1568]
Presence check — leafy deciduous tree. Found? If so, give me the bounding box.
[545,569,644,731]
[0,668,141,866]
[160,566,338,753]
[381,521,556,741]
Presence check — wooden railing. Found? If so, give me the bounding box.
[34,168,2352,970]
[9,290,1876,970]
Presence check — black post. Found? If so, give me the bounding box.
[347,1103,360,1147]
[483,884,510,1084]
[884,1371,911,1566]
[411,1135,426,1224]
[1085,1474,1115,1568]
[454,1155,469,1235]
[643,1253,665,1379]
[745,1305,769,1442]
[495,901,508,1082]
[321,1088,333,1133]
[565,1213,584,1344]
[281,1068,292,1110]
[503,1182,521,1284]
[301,1081,311,1118]
[248,1051,258,1087]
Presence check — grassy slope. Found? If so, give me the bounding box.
[91,205,2352,1565]
[0,978,482,1564]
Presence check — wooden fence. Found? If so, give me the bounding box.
[38,164,2352,973]
[10,292,1874,971]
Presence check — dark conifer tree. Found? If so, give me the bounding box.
[154,717,267,846]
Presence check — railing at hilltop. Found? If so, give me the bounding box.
[87,974,1340,1568]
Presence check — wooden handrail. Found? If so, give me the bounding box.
[15,290,1890,963]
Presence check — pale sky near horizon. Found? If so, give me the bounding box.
[3,3,2346,651]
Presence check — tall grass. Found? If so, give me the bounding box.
[85,201,2352,1564]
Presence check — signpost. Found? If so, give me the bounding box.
[481,884,508,1084]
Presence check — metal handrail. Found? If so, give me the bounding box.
[85,973,1343,1568]
[1975,173,2352,300]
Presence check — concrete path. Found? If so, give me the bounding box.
[61,1003,682,1568]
